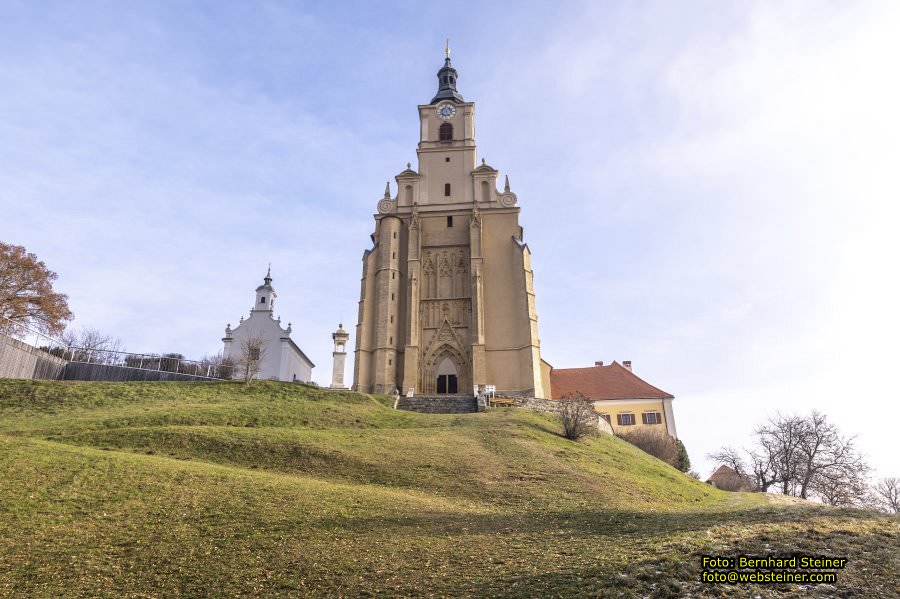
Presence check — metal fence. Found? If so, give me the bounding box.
[0,315,226,381]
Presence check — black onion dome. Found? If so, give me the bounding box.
[431,57,464,104]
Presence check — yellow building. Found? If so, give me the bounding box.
[550,361,677,438]
[353,50,549,398]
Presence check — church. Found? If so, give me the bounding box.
[352,48,678,438]
[223,269,315,383]
[353,48,551,399]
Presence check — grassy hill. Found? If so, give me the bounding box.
[0,380,896,597]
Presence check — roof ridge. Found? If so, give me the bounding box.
[607,361,674,398]
[548,361,674,400]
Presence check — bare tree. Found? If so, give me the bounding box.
[219,356,236,380]
[707,447,747,476]
[708,446,778,492]
[757,413,807,496]
[811,463,870,507]
[558,392,596,440]
[747,444,781,493]
[794,411,868,501]
[872,478,900,514]
[237,334,267,385]
[711,411,871,503]
[199,351,234,379]
[160,352,186,373]
[61,327,124,364]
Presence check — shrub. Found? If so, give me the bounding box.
[558,392,597,440]
[675,438,691,472]
[709,468,756,492]
[618,428,679,467]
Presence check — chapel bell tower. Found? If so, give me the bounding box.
[254,266,276,311]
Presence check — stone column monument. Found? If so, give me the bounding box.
[330,324,350,389]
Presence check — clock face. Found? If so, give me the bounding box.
[438,103,456,120]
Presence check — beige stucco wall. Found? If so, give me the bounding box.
[353,93,546,397]
[539,359,553,401]
[592,398,676,438]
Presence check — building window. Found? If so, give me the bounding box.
[642,412,662,425]
[391,293,394,300]
[390,315,393,323]
[389,336,393,344]
[599,413,611,424]
[392,251,396,259]
[444,183,451,197]
[617,413,635,426]
[447,216,453,227]
[445,157,450,162]
[249,348,260,361]
[393,232,397,239]
[260,297,265,304]
[439,122,453,141]
[392,272,395,280]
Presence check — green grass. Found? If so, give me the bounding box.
[0,379,897,597]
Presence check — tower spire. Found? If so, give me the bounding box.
[431,42,464,104]
[255,265,276,312]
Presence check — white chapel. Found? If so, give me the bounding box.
[222,268,315,382]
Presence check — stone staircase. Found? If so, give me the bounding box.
[395,395,480,414]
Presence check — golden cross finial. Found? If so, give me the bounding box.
[445,38,450,59]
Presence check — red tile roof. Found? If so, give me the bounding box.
[549,361,674,400]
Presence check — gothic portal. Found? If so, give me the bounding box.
[352,49,551,398]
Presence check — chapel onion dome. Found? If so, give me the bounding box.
[256,267,275,293]
[431,45,464,104]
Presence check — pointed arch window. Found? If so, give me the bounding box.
[439,122,453,141]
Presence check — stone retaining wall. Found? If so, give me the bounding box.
[494,395,614,434]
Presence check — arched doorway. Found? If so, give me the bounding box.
[436,357,458,394]
[420,343,469,395]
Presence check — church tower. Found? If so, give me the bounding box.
[353,47,550,399]
[255,266,276,312]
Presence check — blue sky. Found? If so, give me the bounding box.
[2,1,898,478]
